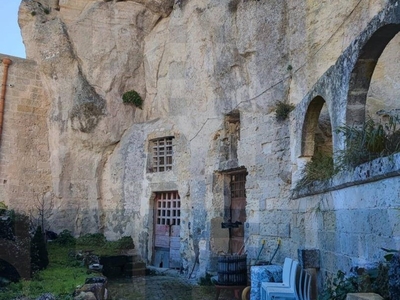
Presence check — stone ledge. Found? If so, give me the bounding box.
[292,153,400,198]
[346,293,383,300]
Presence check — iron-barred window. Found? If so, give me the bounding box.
[155,191,181,226]
[151,137,174,172]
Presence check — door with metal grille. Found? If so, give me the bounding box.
[153,191,181,268]
[230,172,247,254]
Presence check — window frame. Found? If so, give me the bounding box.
[149,136,174,172]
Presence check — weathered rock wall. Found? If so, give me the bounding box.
[3,0,399,283]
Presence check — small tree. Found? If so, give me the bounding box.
[30,191,54,235]
[31,225,49,273]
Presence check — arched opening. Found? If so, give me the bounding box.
[342,24,400,168]
[0,239,30,280]
[367,30,400,123]
[0,258,21,284]
[301,96,332,158]
[296,96,333,187]
[347,24,400,126]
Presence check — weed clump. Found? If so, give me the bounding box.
[275,101,295,121]
[122,90,143,109]
[336,117,400,170]
[297,151,336,188]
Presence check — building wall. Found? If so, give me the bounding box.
[0,55,51,211]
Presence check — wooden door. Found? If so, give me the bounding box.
[153,191,181,268]
[230,172,247,254]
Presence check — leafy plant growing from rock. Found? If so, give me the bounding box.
[297,116,400,190]
[336,116,400,170]
[0,201,7,215]
[122,90,143,109]
[296,151,336,189]
[320,267,389,300]
[275,101,295,121]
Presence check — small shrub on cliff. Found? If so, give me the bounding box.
[275,101,295,121]
[0,202,7,210]
[122,90,143,109]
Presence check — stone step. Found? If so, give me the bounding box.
[346,293,383,300]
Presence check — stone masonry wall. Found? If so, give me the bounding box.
[0,55,51,211]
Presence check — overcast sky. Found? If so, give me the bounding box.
[0,1,26,58]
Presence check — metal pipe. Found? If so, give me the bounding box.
[0,58,12,143]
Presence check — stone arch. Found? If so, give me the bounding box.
[301,96,331,157]
[0,239,30,279]
[347,24,400,125]
[0,258,21,282]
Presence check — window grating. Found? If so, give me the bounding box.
[155,191,181,226]
[151,137,173,172]
[231,173,246,198]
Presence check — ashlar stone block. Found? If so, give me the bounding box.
[298,248,320,269]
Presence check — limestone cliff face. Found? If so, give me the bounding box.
[16,0,400,276]
[18,0,172,234]
[18,0,292,240]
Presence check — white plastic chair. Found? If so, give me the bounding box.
[298,269,311,300]
[264,258,293,288]
[260,258,294,300]
[263,260,299,300]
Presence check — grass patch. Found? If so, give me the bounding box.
[336,117,400,170]
[297,116,400,189]
[296,151,336,189]
[0,244,88,300]
[0,233,136,299]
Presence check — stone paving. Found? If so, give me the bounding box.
[107,271,244,300]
